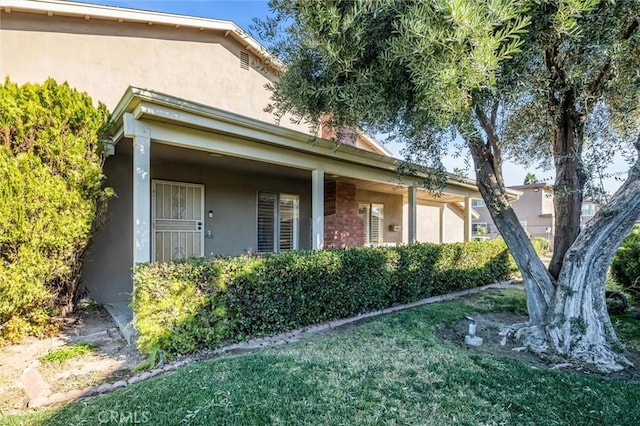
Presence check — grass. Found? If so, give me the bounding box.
[39,343,98,365]
[5,288,640,425]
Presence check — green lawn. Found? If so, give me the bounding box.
[6,288,640,425]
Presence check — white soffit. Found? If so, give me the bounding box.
[112,86,483,198]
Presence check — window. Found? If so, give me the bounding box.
[358,202,384,246]
[520,221,528,232]
[471,199,486,207]
[472,222,488,234]
[257,192,299,252]
[582,203,595,217]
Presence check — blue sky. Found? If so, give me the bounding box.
[76,0,272,38]
[74,0,629,192]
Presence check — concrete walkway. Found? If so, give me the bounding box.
[103,302,135,344]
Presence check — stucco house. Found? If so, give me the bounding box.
[473,183,599,243]
[1,0,490,307]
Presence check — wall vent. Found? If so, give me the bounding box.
[240,51,249,70]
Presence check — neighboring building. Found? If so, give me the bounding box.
[473,183,599,243]
[0,0,492,304]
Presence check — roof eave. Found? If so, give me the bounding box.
[0,0,284,71]
[111,86,482,197]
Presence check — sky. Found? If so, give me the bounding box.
[74,0,630,194]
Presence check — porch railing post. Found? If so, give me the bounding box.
[124,113,152,266]
[312,169,324,250]
[408,186,417,244]
[439,205,446,244]
[464,196,472,242]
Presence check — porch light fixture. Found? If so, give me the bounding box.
[101,137,115,156]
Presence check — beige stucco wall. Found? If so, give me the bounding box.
[402,204,465,243]
[355,189,404,246]
[82,146,133,303]
[540,189,555,216]
[0,11,311,134]
[84,140,313,302]
[473,187,554,239]
[511,189,553,238]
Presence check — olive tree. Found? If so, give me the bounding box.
[258,0,640,371]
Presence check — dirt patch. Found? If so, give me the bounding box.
[436,312,640,381]
[0,305,143,414]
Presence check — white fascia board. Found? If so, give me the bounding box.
[1,1,234,28]
[146,120,484,201]
[137,102,396,172]
[112,86,482,197]
[0,0,283,69]
[359,132,393,157]
[145,121,412,186]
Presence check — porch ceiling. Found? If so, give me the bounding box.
[111,86,505,203]
[117,140,466,205]
[332,175,468,204]
[119,139,311,180]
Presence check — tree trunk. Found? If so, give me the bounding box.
[467,114,640,371]
[516,141,640,372]
[548,108,586,280]
[545,156,640,371]
[544,45,587,280]
[466,132,555,323]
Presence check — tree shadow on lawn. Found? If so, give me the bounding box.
[17,289,640,426]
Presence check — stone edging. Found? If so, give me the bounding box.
[24,280,513,408]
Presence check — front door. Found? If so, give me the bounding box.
[152,180,204,262]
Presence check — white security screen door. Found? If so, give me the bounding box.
[152,180,205,262]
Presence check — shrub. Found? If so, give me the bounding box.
[531,237,550,256]
[132,239,515,357]
[611,224,640,298]
[0,79,110,344]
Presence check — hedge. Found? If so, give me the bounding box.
[611,224,640,299]
[132,239,516,356]
[0,79,110,344]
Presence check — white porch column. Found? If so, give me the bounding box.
[311,169,324,250]
[464,196,472,242]
[439,205,446,244]
[124,113,152,266]
[408,186,417,244]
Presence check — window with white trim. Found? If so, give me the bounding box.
[257,192,299,252]
[471,199,486,207]
[582,203,596,217]
[472,222,488,234]
[358,202,384,246]
[520,221,528,232]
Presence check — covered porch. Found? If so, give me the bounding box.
[82,87,481,304]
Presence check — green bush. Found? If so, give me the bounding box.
[133,239,516,357]
[611,224,640,297]
[0,79,110,344]
[531,237,550,256]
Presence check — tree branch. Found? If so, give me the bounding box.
[490,100,499,129]
[587,17,640,98]
[475,105,504,187]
